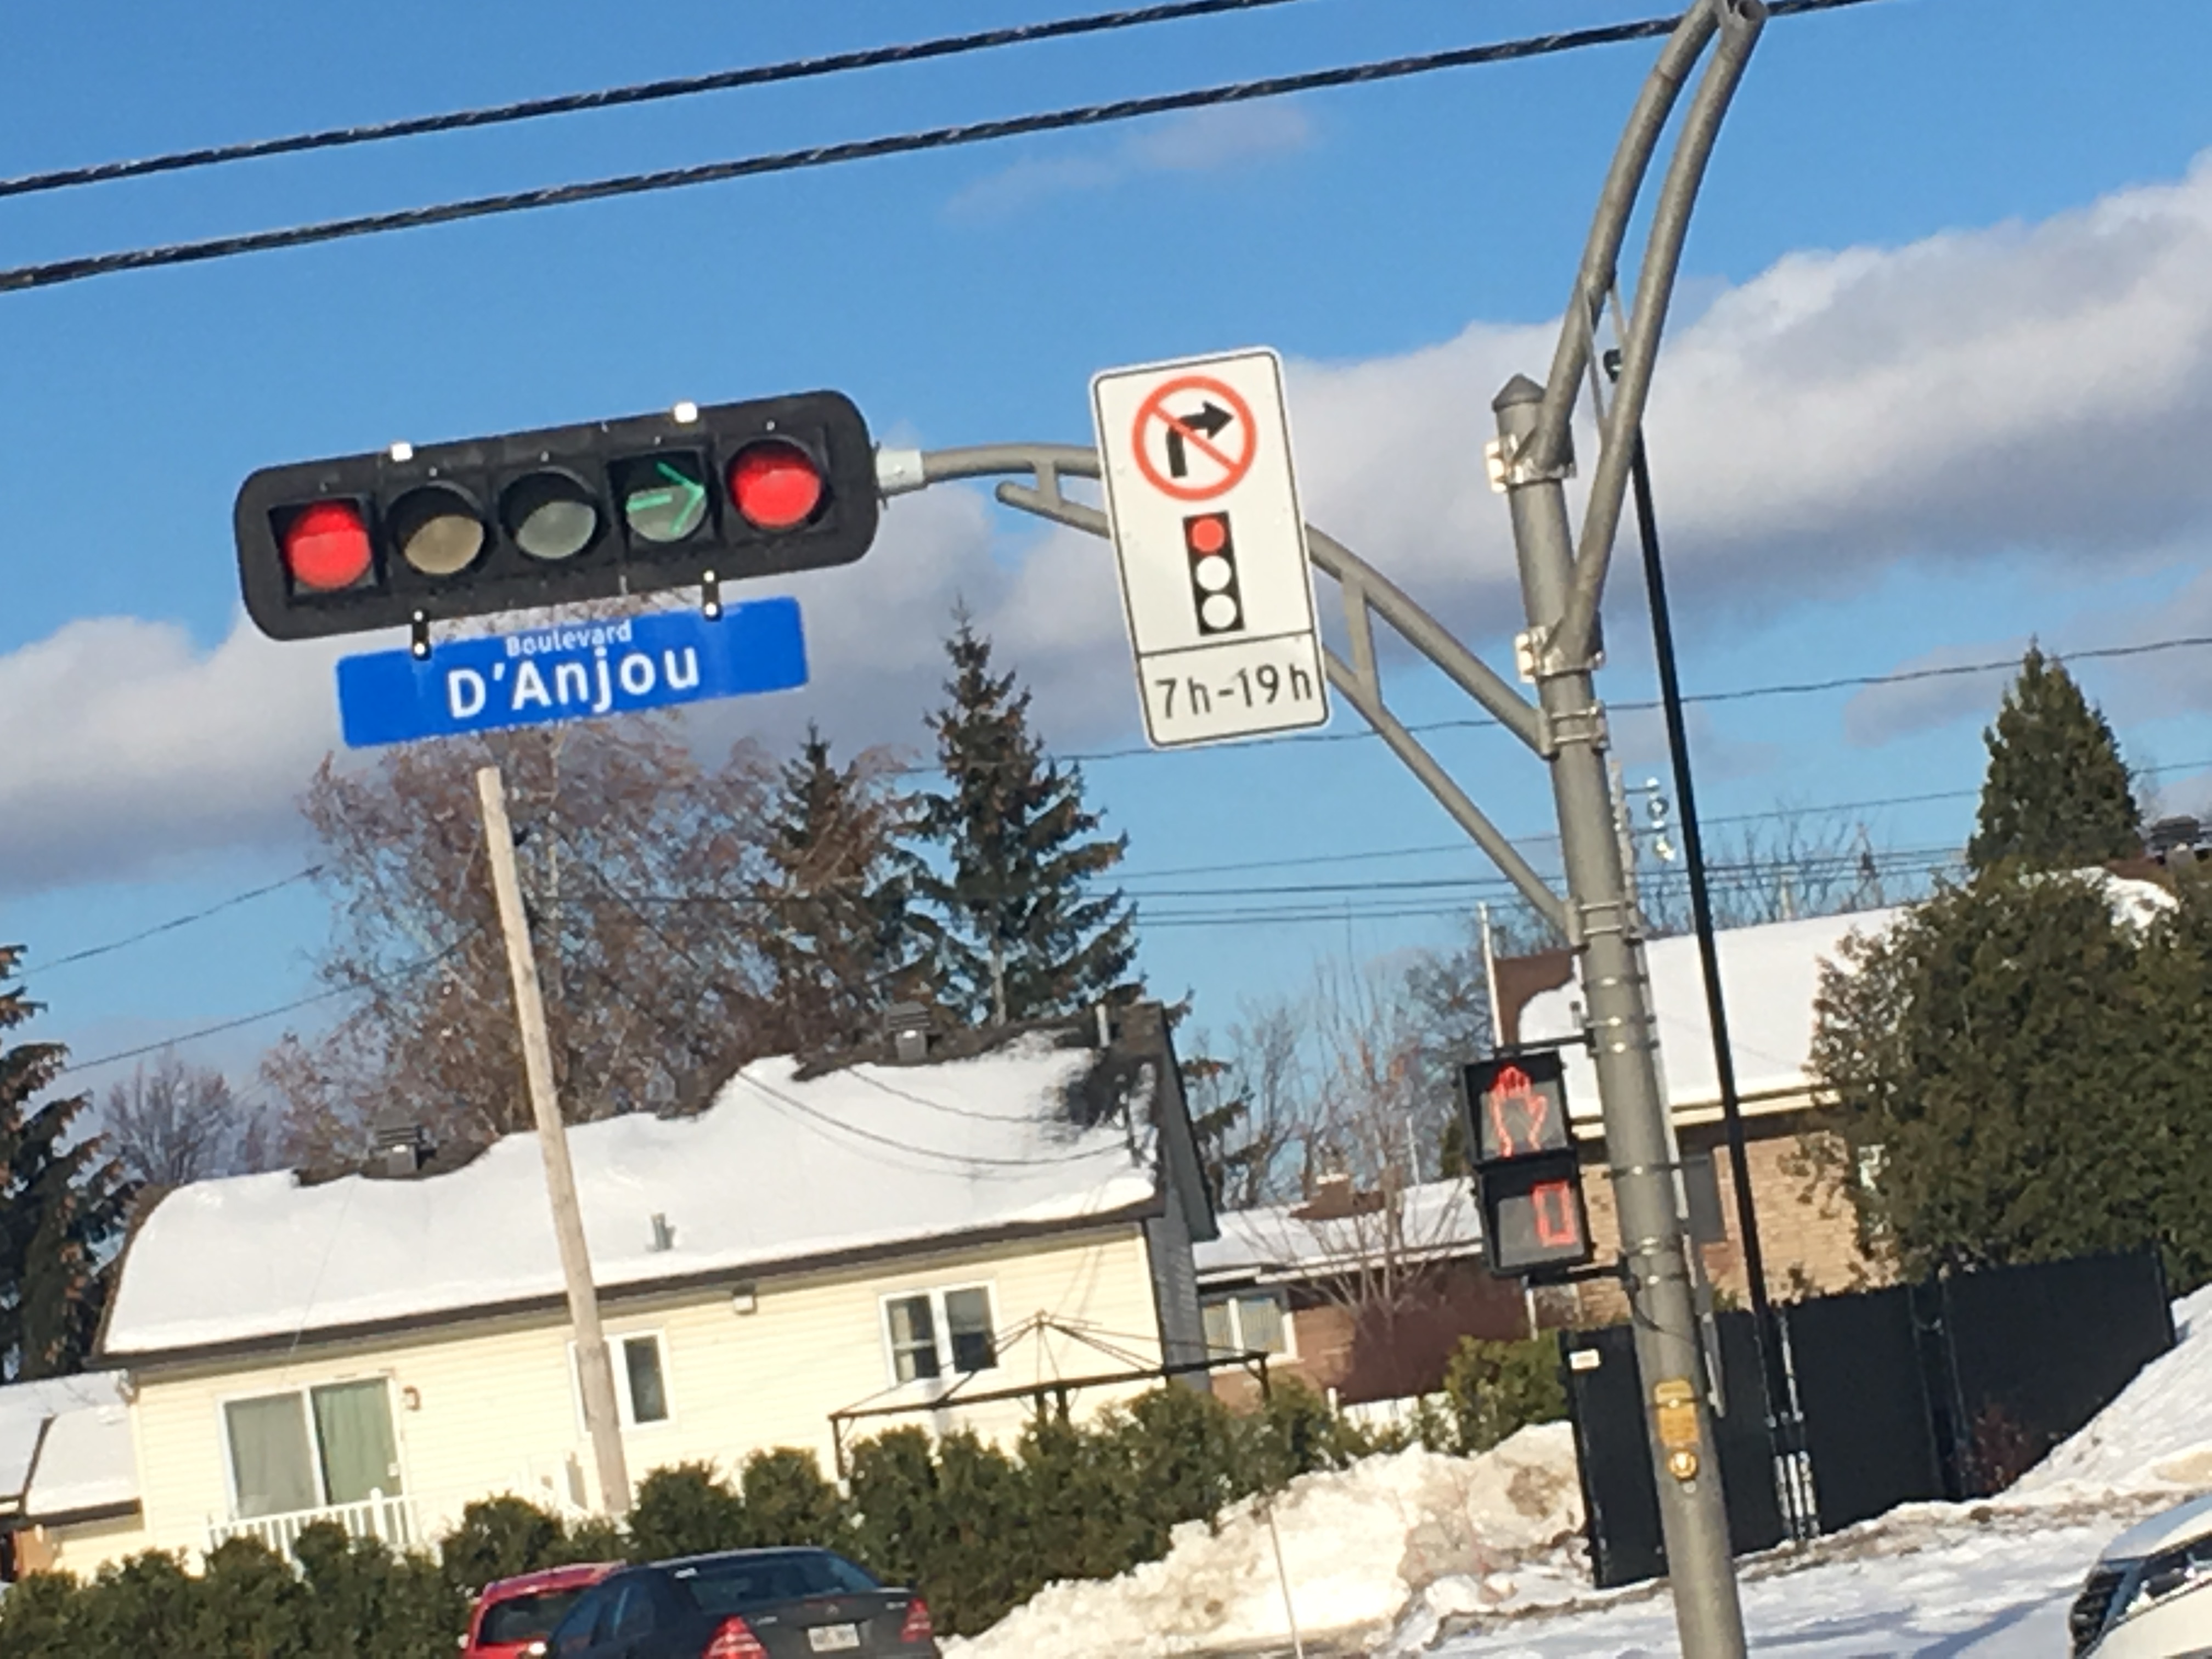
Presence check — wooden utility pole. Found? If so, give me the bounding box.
[476,764,631,1516]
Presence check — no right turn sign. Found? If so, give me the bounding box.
[1091,347,1329,749]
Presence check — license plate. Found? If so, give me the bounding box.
[808,1625,861,1652]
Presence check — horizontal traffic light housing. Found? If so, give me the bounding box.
[235,392,878,642]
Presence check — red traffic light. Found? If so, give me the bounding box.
[727,440,824,531]
[282,501,373,592]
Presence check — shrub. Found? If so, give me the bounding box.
[1441,1334,1566,1454]
[439,1493,571,1593]
[627,1462,746,1562]
[845,1426,940,1594]
[0,1570,85,1656]
[737,1447,847,1550]
[193,1536,309,1656]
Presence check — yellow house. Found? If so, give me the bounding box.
[87,1011,1215,1566]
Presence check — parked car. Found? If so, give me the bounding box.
[462,1562,622,1659]
[542,1547,938,1657]
[2069,1492,2212,1656]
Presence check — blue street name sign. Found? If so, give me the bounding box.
[336,599,808,749]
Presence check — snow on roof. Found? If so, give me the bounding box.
[1194,1180,1481,1285]
[0,1372,131,1515]
[24,1398,138,1519]
[1519,908,1905,1121]
[1519,876,2178,1125]
[103,1041,1159,1359]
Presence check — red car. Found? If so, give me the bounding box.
[461,1562,623,1658]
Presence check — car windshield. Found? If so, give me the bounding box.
[668,1551,881,1616]
[481,1587,591,1644]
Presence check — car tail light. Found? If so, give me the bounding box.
[900,1599,935,1644]
[703,1616,769,1657]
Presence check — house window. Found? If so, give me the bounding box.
[223,1378,402,1520]
[573,1333,672,1427]
[883,1285,998,1384]
[1203,1291,1291,1357]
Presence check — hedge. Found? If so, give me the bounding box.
[0,1336,1563,1649]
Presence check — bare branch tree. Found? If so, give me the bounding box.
[1633,808,1949,936]
[102,1048,270,1188]
[263,715,787,1166]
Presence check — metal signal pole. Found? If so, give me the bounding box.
[882,4,1768,1647]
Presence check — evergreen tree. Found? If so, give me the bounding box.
[1808,870,2212,1285]
[1966,647,2140,873]
[911,618,1137,1024]
[0,945,134,1380]
[755,726,924,1051]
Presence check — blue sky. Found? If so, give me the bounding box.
[4,0,2211,1099]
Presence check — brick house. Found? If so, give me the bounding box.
[1503,909,1900,1324]
[1194,1176,1527,1409]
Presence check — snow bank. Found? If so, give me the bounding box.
[944,1423,1581,1658]
[2008,1282,2212,1500]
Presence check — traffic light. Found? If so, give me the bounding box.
[1183,510,1244,635]
[235,392,879,642]
[1461,1049,1595,1278]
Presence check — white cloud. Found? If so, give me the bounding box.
[947,102,1314,218]
[14,150,2212,893]
[0,617,341,893]
[1841,637,2032,749]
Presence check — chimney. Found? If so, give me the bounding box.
[885,1002,931,1065]
[1297,1170,1358,1221]
[369,1112,432,1178]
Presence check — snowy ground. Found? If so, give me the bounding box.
[946,1284,2212,1658]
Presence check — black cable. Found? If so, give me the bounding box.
[0,0,1890,296]
[52,932,478,1079]
[33,865,322,974]
[1042,631,2212,771]
[732,1068,1124,1171]
[0,0,1313,201]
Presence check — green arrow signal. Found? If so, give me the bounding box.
[623,459,708,544]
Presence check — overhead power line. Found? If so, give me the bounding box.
[1113,753,2212,881]
[0,0,1889,296]
[0,0,1312,201]
[1040,632,2212,771]
[33,866,321,974]
[52,933,478,1080]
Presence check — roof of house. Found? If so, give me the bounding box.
[1519,875,2177,1127]
[0,1371,136,1524]
[1194,1180,1482,1286]
[102,1040,1161,1362]
[1519,907,1905,1123]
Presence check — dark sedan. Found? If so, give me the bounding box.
[540,1547,939,1658]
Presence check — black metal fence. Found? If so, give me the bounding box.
[1562,1250,2176,1589]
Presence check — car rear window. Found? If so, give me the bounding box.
[668,1551,881,1615]
[480,1588,591,1644]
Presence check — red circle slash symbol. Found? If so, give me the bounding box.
[1132,375,1257,503]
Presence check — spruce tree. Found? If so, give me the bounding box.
[1966,647,2140,873]
[755,725,923,1051]
[0,945,134,1380]
[1808,871,2202,1282]
[911,618,1137,1024]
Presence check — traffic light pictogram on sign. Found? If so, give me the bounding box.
[1183,511,1245,636]
[1460,1048,1596,1278]
[235,392,878,642]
